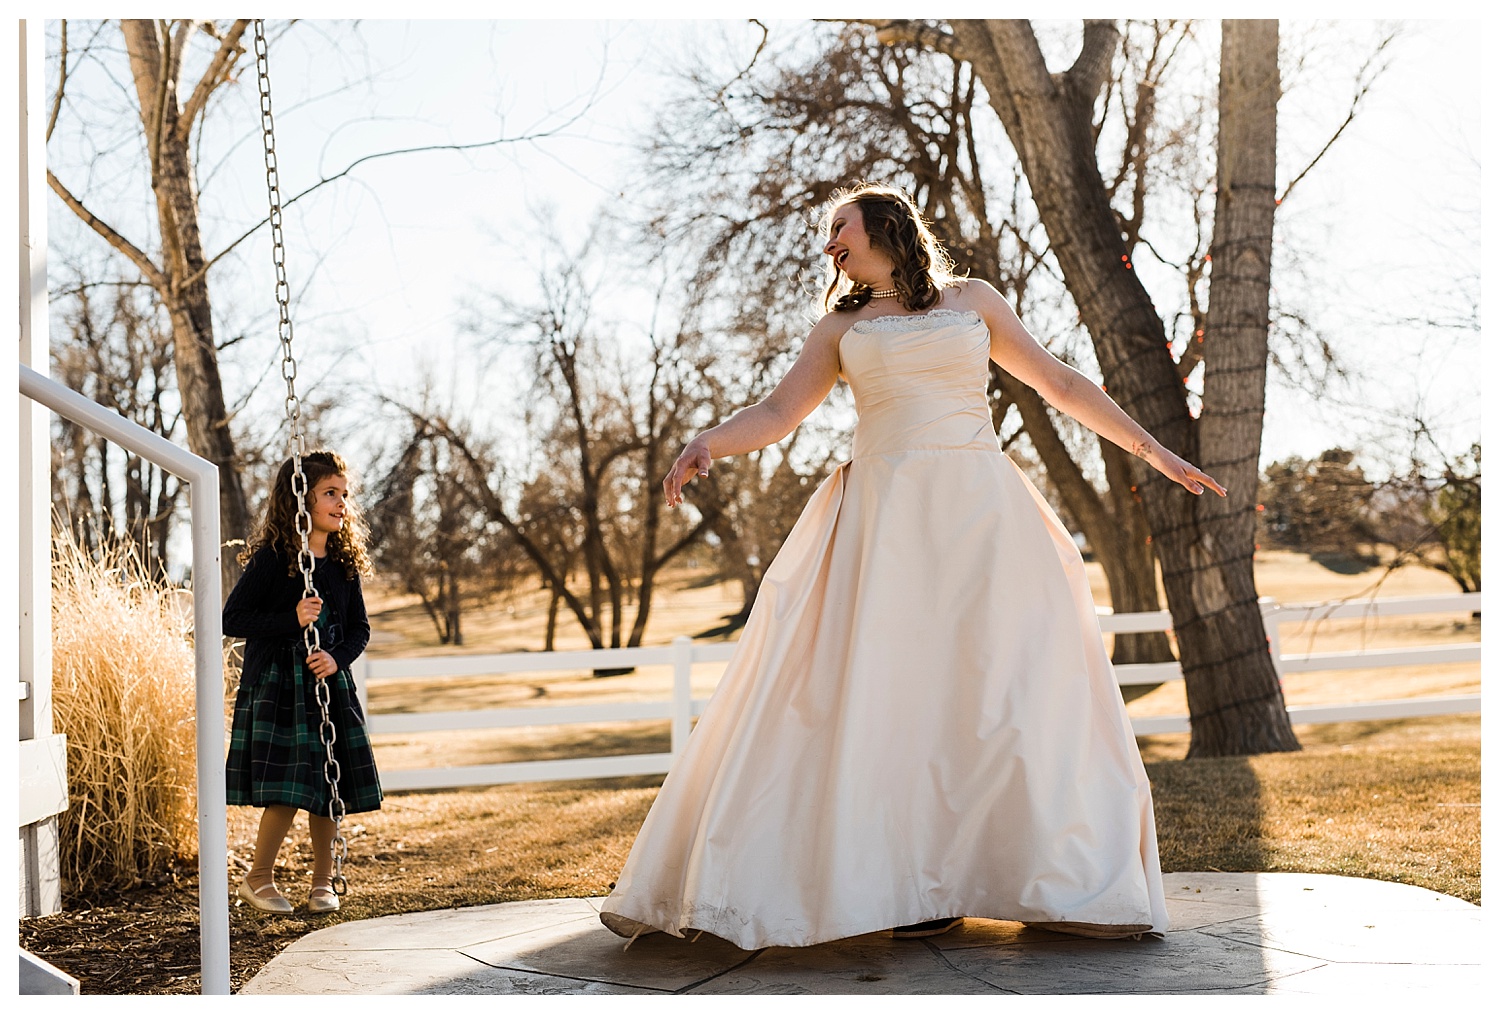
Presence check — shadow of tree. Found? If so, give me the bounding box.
[1147,756,1267,875]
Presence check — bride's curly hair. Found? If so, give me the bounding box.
[821,182,962,314]
[240,449,372,580]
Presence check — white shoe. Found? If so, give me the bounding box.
[237,877,293,914]
[308,882,341,914]
[600,910,657,940]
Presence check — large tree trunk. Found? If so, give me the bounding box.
[120,20,251,589]
[1185,20,1292,755]
[932,19,1297,755]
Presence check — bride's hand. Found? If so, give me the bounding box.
[663,437,713,508]
[1137,440,1227,497]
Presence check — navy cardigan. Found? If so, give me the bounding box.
[222,545,371,682]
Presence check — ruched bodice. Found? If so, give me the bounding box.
[602,307,1168,949]
[841,308,999,459]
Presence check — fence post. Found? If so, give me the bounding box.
[671,637,693,758]
[1260,596,1284,681]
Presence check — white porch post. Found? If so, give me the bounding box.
[17,17,65,919]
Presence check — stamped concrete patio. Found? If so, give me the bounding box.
[240,872,1483,995]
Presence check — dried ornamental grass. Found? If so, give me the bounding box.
[51,531,201,892]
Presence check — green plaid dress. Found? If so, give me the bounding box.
[226,607,382,814]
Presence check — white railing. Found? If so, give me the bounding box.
[359,639,732,791]
[19,365,231,995]
[1121,593,1481,734]
[360,592,1481,791]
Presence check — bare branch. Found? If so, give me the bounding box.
[47,169,168,291]
[1278,28,1398,205]
[169,19,195,76]
[711,19,771,108]
[844,18,966,61]
[178,19,250,142]
[184,105,605,293]
[47,20,67,141]
[149,20,173,175]
[51,279,157,300]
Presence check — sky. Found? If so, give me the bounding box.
[39,16,1485,485]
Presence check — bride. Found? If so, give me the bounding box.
[599,183,1224,949]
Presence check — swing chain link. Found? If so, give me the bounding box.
[254,19,347,897]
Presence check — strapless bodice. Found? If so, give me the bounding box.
[838,308,998,459]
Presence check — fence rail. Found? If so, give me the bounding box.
[20,365,229,995]
[359,592,1480,792]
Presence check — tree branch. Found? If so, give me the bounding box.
[969,20,1048,137]
[184,117,603,293]
[47,170,168,291]
[149,20,173,176]
[711,19,771,108]
[178,19,250,142]
[1278,29,1396,205]
[47,20,67,142]
[1067,18,1121,104]
[653,508,721,572]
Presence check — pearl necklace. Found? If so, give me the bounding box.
[867,286,899,299]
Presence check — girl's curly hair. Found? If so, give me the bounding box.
[820,182,962,314]
[240,450,372,580]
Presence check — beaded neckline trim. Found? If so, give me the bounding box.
[847,308,982,335]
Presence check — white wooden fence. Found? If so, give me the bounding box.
[358,592,1481,792]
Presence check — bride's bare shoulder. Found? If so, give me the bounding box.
[797,310,856,356]
[808,308,868,340]
[943,277,1002,306]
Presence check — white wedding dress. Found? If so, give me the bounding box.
[600,308,1169,949]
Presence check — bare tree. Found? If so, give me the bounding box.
[1258,449,1377,561]
[48,19,255,586]
[1372,441,1481,598]
[406,225,721,661]
[366,418,516,646]
[50,271,183,569]
[1428,445,1480,595]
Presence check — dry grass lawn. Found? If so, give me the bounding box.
[1142,715,1480,904]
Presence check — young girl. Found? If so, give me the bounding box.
[224,450,382,915]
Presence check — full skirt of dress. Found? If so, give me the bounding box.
[601,445,1168,949]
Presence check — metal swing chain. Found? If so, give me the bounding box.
[253,19,348,897]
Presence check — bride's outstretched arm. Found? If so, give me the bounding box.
[969,279,1227,498]
[663,313,845,508]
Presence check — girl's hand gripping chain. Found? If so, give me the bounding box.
[306,651,338,679]
[295,594,335,679]
[296,594,324,627]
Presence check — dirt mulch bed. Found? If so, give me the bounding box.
[21,715,1478,995]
